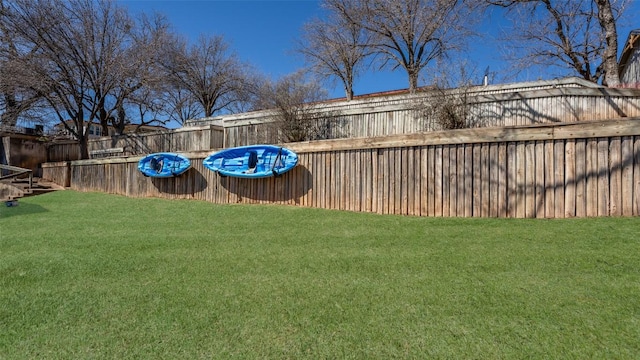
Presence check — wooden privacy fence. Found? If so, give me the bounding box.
[47,125,223,162]
[220,83,640,147]
[43,118,640,218]
[41,162,71,187]
[45,79,640,162]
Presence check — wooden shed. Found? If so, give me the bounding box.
[0,128,48,176]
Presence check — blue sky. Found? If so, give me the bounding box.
[120,0,640,100]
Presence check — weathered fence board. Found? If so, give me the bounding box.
[535,141,545,218]
[621,137,634,216]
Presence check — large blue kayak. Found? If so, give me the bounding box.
[203,145,298,178]
[138,152,191,178]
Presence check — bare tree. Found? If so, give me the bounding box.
[2,0,101,158]
[2,0,178,157]
[224,68,269,114]
[158,86,201,125]
[78,0,160,136]
[255,72,334,143]
[163,35,248,118]
[0,0,45,128]
[414,61,479,130]
[487,0,628,86]
[324,0,475,93]
[297,11,374,100]
[103,13,177,134]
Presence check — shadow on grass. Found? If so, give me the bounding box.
[0,201,48,219]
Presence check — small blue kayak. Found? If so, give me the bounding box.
[138,152,191,178]
[203,145,298,178]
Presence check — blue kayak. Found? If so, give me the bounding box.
[203,145,298,178]
[138,152,191,178]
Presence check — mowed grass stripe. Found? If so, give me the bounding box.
[1,191,639,359]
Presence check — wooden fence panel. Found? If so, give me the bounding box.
[621,137,634,216]
[497,143,508,218]
[363,149,372,213]
[220,86,640,147]
[42,162,71,187]
[481,144,490,217]
[456,145,465,217]
[564,140,576,218]
[524,141,534,218]
[516,142,526,218]
[586,139,598,217]
[444,145,458,216]
[48,126,222,161]
[554,140,565,217]
[635,137,640,215]
[610,137,622,216]
[47,142,81,162]
[492,144,502,217]
[57,119,640,219]
[460,145,469,217]
[598,138,610,216]
[534,141,545,218]
[575,139,587,217]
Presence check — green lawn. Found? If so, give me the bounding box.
[1,191,639,359]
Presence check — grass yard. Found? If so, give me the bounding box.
[1,191,639,359]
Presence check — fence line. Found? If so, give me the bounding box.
[41,162,71,187]
[221,86,640,147]
[41,118,640,218]
[47,125,223,162]
[44,82,640,161]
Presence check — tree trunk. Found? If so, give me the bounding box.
[115,103,126,135]
[345,87,353,101]
[79,135,89,160]
[595,0,620,87]
[98,103,110,136]
[408,70,419,93]
[73,109,90,160]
